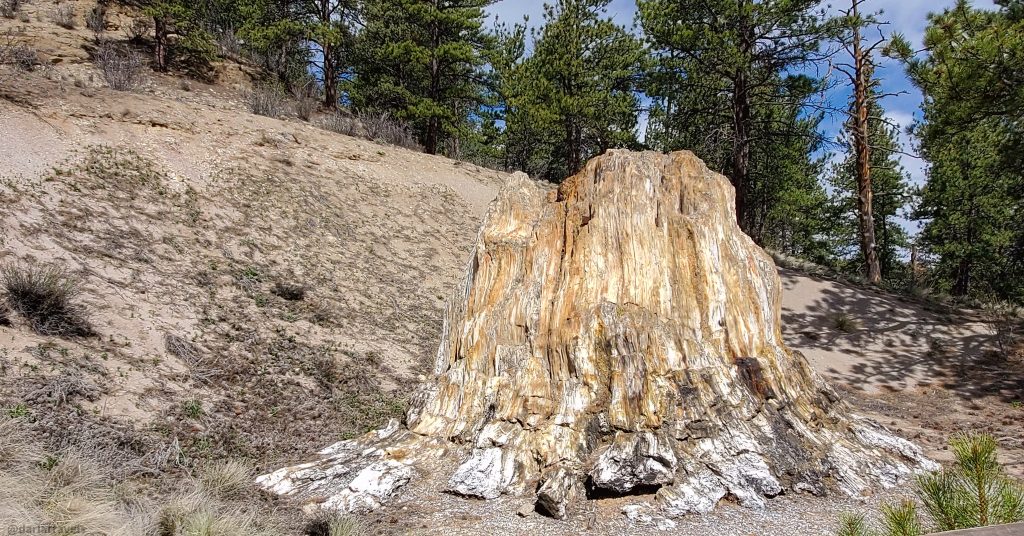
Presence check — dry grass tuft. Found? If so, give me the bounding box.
[1,262,95,337]
[304,512,368,536]
[0,418,281,535]
[830,312,860,334]
[0,417,36,468]
[0,300,10,326]
[157,493,258,536]
[196,460,252,499]
[0,448,127,536]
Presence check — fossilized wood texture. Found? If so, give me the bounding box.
[258,150,937,518]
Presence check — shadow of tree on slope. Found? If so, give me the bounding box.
[779,269,1024,404]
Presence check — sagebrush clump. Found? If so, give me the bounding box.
[318,112,361,138]
[1,262,94,337]
[52,3,75,29]
[357,110,421,151]
[0,0,21,19]
[94,42,144,91]
[85,3,106,35]
[246,85,285,117]
[0,31,38,72]
[317,110,422,151]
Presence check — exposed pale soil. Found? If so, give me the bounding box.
[1,6,1023,535]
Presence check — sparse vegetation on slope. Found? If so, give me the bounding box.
[246,84,285,117]
[0,50,503,527]
[0,31,37,73]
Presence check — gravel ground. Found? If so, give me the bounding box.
[360,451,916,536]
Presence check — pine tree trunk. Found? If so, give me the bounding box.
[323,47,338,110]
[153,16,168,72]
[851,0,882,285]
[730,6,754,238]
[258,151,936,519]
[423,0,441,155]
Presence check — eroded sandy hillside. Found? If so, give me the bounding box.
[1,62,509,454]
[0,20,512,529]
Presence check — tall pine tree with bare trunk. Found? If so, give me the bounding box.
[835,0,887,284]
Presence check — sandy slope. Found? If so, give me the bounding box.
[0,61,508,470]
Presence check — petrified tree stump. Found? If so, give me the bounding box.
[257,150,936,518]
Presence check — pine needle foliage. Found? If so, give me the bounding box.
[833,432,1024,535]
[837,513,873,536]
[917,433,1024,531]
[881,501,923,536]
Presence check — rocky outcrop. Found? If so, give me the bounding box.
[258,150,937,518]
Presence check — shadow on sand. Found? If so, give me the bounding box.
[779,268,1024,405]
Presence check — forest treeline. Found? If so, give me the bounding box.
[124,0,1022,304]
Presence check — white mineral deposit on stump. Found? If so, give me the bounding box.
[257,150,938,519]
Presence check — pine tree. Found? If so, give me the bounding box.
[834,0,887,284]
[237,0,309,86]
[303,0,360,108]
[828,98,910,280]
[834,433,1024,535]
[638,0,834,239]
[494,0,644,181]
[888,0,1024,301]
[750,94,832,263]
[351,0,491,155]
[144,0,217,72]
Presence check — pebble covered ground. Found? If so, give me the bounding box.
[371,480,914,535]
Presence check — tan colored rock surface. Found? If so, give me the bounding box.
[259,150,936,518]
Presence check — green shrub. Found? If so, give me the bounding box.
[182,398,204,419]
[834,432,1024,535]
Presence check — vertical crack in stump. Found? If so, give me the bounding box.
[257,150,938,519]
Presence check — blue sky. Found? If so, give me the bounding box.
[485,0,1000,235]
